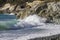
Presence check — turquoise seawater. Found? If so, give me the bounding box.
[0,14,17,30]
[0,20,17,30]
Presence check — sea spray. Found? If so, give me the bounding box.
[15,14,47,28]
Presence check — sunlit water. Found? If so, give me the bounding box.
[0,14,60,40]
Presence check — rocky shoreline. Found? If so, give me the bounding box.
[0,0,60,24]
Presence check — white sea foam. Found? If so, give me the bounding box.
[15,14,47,28]
[9,13,15,15]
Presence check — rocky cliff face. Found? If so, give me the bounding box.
[0,0,60,24]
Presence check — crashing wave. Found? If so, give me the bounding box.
[0,14,47,30]
[15,14,47,28]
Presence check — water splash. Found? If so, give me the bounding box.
[15,14,47,28]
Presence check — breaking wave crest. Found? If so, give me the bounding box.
[14,14,47,28]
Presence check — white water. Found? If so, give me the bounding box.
[0,14,60,40]
[15,14,47,28]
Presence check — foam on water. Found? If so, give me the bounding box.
[0,14,60,40]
